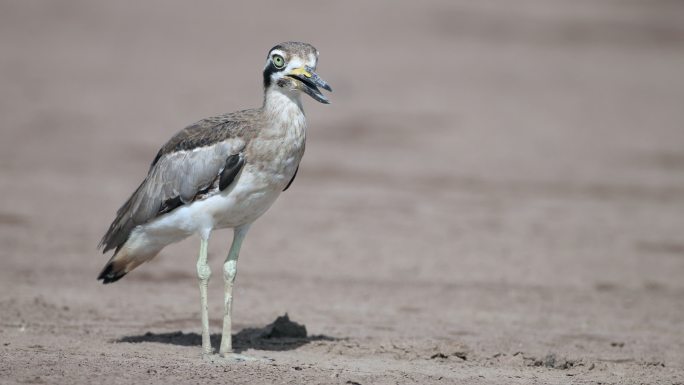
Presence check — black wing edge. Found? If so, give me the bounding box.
[283,165,298,191]
[219,153,245,191]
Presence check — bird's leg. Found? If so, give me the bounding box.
[219,224,251,356]
[196,236,212,356]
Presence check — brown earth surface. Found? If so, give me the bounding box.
[1,0,684,384]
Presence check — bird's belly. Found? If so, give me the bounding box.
[134,172,281,250]
[210,169,284,228]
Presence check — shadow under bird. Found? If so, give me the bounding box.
[97,42,331,359]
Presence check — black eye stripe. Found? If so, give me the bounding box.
[263,60,288,88]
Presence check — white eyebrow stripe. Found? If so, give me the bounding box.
[269,50,285,58]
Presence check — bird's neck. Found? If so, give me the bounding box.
[259,87,307,139]
[262,87,304,118]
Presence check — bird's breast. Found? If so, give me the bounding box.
[248,110,307,189]
[207,118,306,228]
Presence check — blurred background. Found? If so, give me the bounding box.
[1,0,683,383]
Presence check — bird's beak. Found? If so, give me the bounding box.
[288,66,332,104]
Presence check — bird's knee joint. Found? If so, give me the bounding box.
[197,263,211,281]
[223,260,237,282]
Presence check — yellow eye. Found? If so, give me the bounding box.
[272,55,285,69]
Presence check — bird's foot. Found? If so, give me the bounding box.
[200,351,271,363]
[218,352,272,363]
[201,351,215,361]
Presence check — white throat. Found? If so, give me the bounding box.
[263,87,304,116]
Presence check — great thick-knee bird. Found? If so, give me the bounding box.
[97,42,331,358]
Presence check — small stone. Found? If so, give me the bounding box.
[544,354,557,368]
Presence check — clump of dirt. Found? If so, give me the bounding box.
[231,314,335,352]
[259,313,307,339]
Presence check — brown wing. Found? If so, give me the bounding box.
[98,111,258,254]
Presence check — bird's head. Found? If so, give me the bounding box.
[263,42,332,104]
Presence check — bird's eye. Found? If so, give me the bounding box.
[272,55,285,69]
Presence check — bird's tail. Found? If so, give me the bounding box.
[97,246,159,284]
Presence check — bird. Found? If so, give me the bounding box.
[97,42,331,359]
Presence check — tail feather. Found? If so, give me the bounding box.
[97,246,159,284]
[97,260,127,284]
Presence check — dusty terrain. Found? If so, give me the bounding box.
[1,0,684,384]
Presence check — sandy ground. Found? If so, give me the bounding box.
[1,0,684,384]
